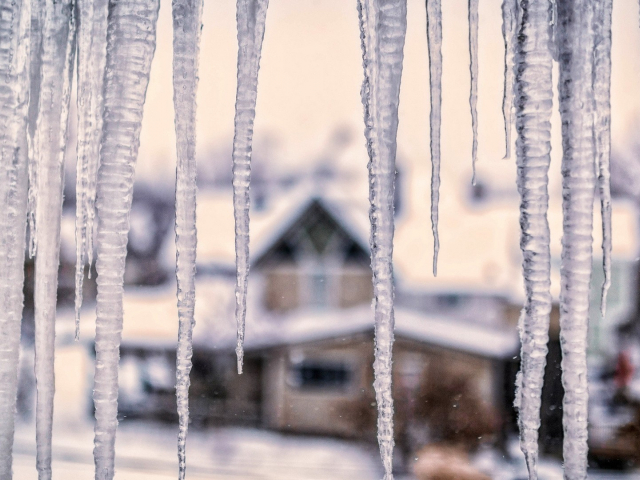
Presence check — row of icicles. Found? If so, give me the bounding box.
[0,0,615,478]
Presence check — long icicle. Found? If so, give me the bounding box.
[556,1,596,478]
[172,0,203,476]
[426,0,441,276]
[512,1,554,478]
[232,0,269,374]
[92,0,160,477]
[357,0,407,478]
[27,0,44,259]
[33,0,76,477]
[592,0,612,317]
[75,0,109,338]
[468,0,479,184]
[501,0,517,160]
[0,0,31,475]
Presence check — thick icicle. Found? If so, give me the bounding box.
[592,0,612,317]
[27,0,44,259]
[468,0,479,184]
[501,0,517,159]
[357,0,407,478]
[92,0,160,477]
[33,0,76,477]
[0,0,31,476]
[232,0,269,374]
[172,0,203,476]
[426,0,441,276]
[75,0,109,338]
[556,1,596,478]
[512,1,554,478]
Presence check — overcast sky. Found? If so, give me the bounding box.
[132,0,640,202]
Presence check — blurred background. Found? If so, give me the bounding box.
[13,0,640,478]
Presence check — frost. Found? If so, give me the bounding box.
[172,0,203,476]
[556,1,597,478]
[92,0,160,477]
[357,0,407,478]
[468,0,479,184]
[513,2,554,477]
[74,0,109,338]
[232,0,269,375]
[32,0,76,476]
[426,0,441,276]
[0,0,30,475]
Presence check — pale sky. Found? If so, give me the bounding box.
[136,0,640,196]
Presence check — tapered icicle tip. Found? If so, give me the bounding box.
[236,344,244,375]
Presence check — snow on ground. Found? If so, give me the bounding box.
[12,418,640,479]
[13,420,384,479]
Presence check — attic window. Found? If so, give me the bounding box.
[289,361,352,391]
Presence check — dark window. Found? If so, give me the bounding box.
[291,362,352,390]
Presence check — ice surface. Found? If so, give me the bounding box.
[232,0,269,375]
[469,0,479,185]
[92,0,160,477]
[32,0,76,476]
[357,0,407,478]
[0,0,31,475]
[75,0,109,338]
[556,1,597,478]
[592,0,612,317]
[501,0,517,160]
[172,0,203,476]
[512,2,554,477]
[426,0,441,276]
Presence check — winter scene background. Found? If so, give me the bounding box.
[10,0,640,478]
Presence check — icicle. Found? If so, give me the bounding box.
[75,0,109,338]
[556,1,596,478]
[501,0,517,159]
[232,0,269,375]
[92,0,160,477]
[592,0,612,317]
[468,0,479,184]
[0,0,31,476]
[172,0,202,476]
[357,0,407,478]
[426,0,441,276]
[513,1,554,478]
[32,0,76,477]
[27,0,45,258]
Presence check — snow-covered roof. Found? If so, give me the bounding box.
[68,282,518,360]
[160,183,638,305]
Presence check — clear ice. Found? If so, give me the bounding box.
[512,0,554,478]
[426,0,441,276]
[556,1,596,478]
[92,0,160,477]
[32,0,76,476]
[501,0,517,159]
[0,0,30,475]
[172,0,203,476]
[75,0,109,338]
[232,0,269,375]
[357,0,407,478]
[468,0,479,184]
[592,0,612,317]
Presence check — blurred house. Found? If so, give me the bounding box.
[48,174,639,459]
